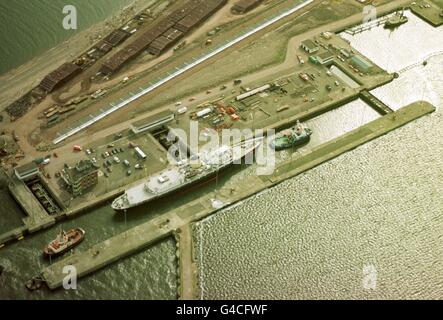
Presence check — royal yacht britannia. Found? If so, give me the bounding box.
[111,137,263,211]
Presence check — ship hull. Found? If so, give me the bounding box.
[43,228,85,258]
[112,138,262,212]
[271,135,311,151]
[112,163,230,212]
[384,17,408,29]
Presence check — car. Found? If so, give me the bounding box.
[127,170,132,176]
[119,147,124,153]
[177,106,188,115]
[107,167,112,173]
[135,164,143,170]
[104,172,109,178]
[85,149,91,155]
[105,152,110,157]
[123,160,130,167]
[114,156,120,164]
[101,153,106,159]
[106,159,112,166]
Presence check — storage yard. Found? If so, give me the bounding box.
[100,0,227,75]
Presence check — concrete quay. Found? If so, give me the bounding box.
[177,223,198,300]
[7,177,55,233]
[40,101,435,291]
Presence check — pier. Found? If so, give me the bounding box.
[344,17,389,35]
[177,224,198,299]
[40,101,435,292]
[359,90,394,115]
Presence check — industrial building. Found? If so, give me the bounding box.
[350,55,374,72]
[231,0,264,14]
[300,39,319,53]
[62,159,98,196]
[314,51,335,65]
[38,63,82,93]
[130,110,175,134]
[14,162,39,181]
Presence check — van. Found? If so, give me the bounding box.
[177,106,188,115]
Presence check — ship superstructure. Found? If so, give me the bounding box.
[111,137,263,211]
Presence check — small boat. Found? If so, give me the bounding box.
[43,228,85,257]
[384,9,408,29]
[270,120,312,151]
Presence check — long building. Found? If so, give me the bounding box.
[231,0,264,14]
[100,0,227,75]
[39,63,82,93]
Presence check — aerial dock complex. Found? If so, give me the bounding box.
[0,0,442,298]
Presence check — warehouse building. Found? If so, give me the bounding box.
[300,39,319,53]
[315,51,334,65]
[39,63,82,93]
[350,55,374,72]
[15,162,39,181]
[231,0,264,14]
[130,110,175,134]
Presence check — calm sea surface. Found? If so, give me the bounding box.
[0,0,133,75]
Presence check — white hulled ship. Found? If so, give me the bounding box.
[111,136,263,211]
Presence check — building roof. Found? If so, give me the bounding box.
[301,39,319,50]
[131,110,175,133]
[351,55,373,69]
[66,159,97,182]
[15,162,38,175]
[317,51,334,60]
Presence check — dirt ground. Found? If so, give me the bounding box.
[1,0,411,167]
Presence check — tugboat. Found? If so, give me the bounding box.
[270,121,312,151]
[384,9,408,29]
[43,228,85,257]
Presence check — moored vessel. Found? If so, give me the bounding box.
[43,228,85,257]
[270,121,312,151]
[112,137,263,211]
[384,9,408,29]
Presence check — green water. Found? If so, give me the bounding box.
[0,0,133,75]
